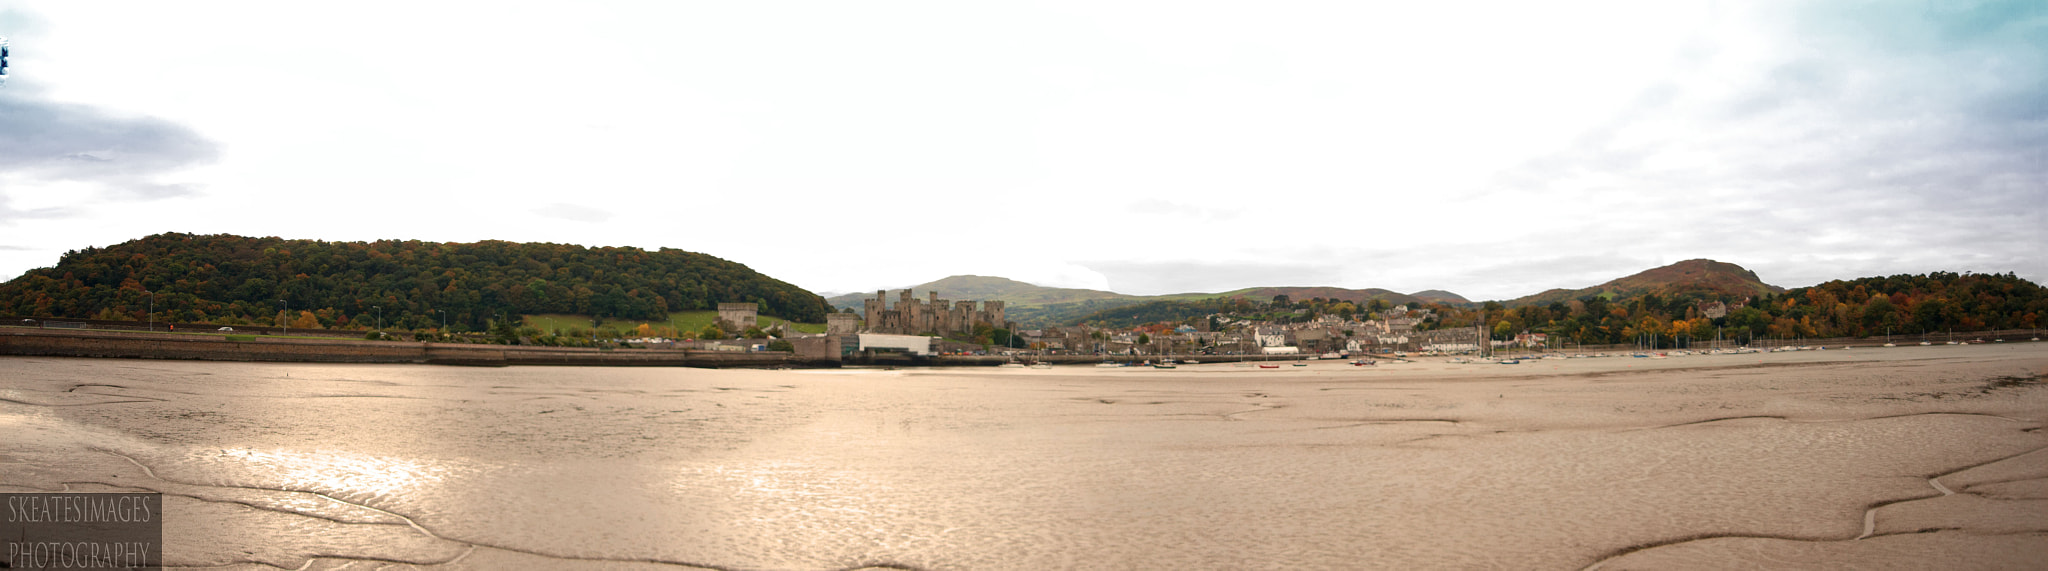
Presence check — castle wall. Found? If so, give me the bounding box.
[826,313,860,336]
[859,290,1013,335]
[0,328,805,367]
[717,303,758,330]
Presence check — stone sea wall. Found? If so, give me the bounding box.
[0,328,806,368]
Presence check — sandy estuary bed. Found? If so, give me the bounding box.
[3,344,2045,569]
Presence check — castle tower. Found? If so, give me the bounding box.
[717,303,758,331]
[827,313,860,336]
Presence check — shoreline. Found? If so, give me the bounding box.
[1,344,2043,568]
[0,327,818,368]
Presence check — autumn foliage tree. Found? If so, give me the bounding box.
[0,233,835,331]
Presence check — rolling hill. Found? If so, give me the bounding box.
[825,275,1133,308]
[0,233,835,331]
[830,275,1468,327]
[825,275,1150,327]
[840,260,1788,328]
[1209,286,1444,307]
[1411,290,1472,303]
[1506,259,1784,307]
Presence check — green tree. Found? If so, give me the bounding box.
[1862,295,1897,332]
[0,233,837,327]
[1913,299,1949,332]
[700,324,726,339]
[490,319,519,344]
[1367,298,1390,314]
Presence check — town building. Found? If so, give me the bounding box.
[856,333,934,356]
[1415,328,1480,353]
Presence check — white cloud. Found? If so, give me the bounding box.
[0,0,2040,302]
[533,203,612,223]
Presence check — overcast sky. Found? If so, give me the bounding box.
[0,1,2041,301]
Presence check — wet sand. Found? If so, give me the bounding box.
[3,344,2044,569]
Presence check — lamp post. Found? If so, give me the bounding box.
[279,299,288,336]
[146,290,155,332]
[436,309,446,335]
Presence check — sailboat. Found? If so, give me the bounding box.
[1883,327,1895,348]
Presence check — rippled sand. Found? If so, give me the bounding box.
[3,344,2045,569]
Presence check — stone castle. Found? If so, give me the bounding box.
[716,303,758,331]
[863,290,1010,335]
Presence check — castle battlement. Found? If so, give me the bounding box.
[862,290,1009,335]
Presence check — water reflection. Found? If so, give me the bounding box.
[195,448,451,504]
[4,348,2046,569]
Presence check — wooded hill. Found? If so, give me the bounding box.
[0,233,834,332]
[1066,261,2045,347]
[1475,270,2044,345]
[1506,259,1783,307]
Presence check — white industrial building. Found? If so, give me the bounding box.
[856,334,933,356]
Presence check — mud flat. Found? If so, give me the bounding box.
[2,343,2044,569]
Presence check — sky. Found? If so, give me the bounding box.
[0,1,2042,301]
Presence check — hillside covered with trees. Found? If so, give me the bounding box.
[0,233,834,332]
[1072,267,2045,348]
[1484,271,2046,346]
[1507,259,1783,307]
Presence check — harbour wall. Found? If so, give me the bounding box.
[0,328,809,368]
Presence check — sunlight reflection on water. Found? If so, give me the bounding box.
[196,448,454,503]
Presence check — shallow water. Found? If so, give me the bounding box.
[3,344,2045,569]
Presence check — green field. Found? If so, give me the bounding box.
[523,311,825,336]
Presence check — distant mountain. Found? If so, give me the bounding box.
[1206,286,1463,307]
[832,275,1464,327]
[827,275,1148,327]
[839,262,1784,327]
[825,275,1132,309]
[1410,289,1470,304]
[1506,259,1783,306]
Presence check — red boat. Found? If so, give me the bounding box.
[1258,364,1280,369]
